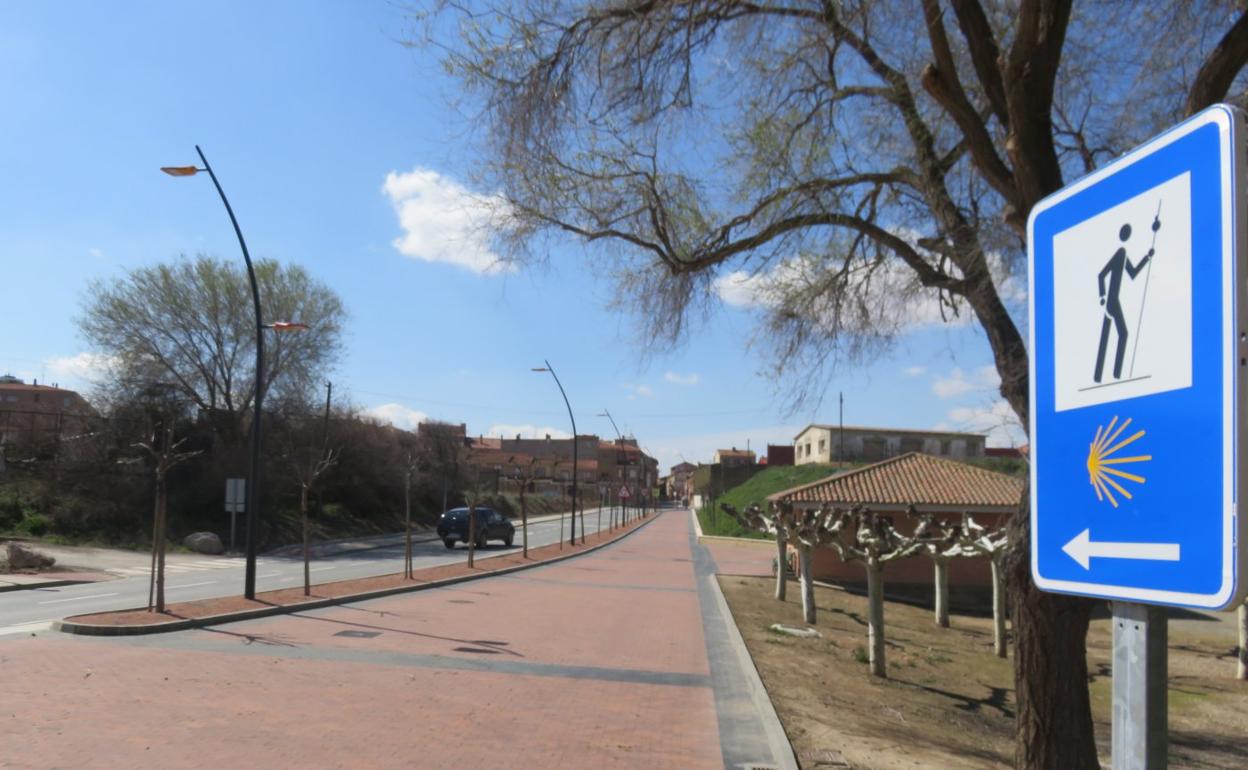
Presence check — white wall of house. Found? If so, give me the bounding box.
[793,425,985,464]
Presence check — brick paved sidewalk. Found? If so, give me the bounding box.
[0,510,794,770]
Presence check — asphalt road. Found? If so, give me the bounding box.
[0,507,631,634]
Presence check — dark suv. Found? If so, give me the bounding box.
[437,507,515,549]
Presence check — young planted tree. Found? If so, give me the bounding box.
[285,391,338,596]
[959,513,1012,658]
[133,419,199,613]
[431,4,1248,765]
[510,455,540,558]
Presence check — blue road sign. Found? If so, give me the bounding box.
[1029,104,1248,609]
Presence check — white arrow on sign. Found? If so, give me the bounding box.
[1061,529,1181,570]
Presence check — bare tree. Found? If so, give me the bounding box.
[913,512,964,628]
[724,502,789,601]
[133,421,199,613]
[81,255,345,446]
[825,507,925,678]
[510,455,540,558]
[289,440,337,596]
[959,513,1011,658]
[430,4,1248,764]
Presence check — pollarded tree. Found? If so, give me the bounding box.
[912,511,964,629]
[431,4,1248,765]
[825,506,925,678]
[724,502,792,601]
[133,419,200,613]
[80,255,345,447]
[959,512,1011,658]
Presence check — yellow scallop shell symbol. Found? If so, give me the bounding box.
[1086,417,1151,508]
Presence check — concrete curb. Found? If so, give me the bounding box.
[0,579,87,593]
[53,513,660,637]
[690,508,774,548]
[706,573,800,770]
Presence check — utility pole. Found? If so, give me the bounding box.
[839,391,845,463]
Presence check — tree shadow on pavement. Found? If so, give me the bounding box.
[287,612,523,657]
[199,626,301,648]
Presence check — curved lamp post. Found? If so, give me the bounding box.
[162,147,267,600]
[533,361,577,546]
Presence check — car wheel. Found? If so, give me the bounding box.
[477,534,488,549]
[504,534,514,547]
[443,538,456,549]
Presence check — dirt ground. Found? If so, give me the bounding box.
[719,576,1248,769]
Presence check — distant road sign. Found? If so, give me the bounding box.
[225,478,246,513]
[617,486,631,500]
[1028,104,1248,609]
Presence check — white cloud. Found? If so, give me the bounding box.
[486,424,572,440]
[623,383,654,400]
[87,247,104,259]
[664,371,700,386]
[903,365,927,377]
[932,365,1001,399]
[715,270,767,308]
[382,167,513,274]
[44,352,117,386]
[938,399,1025,448]
[363,403,428,431]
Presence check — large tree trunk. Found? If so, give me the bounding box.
[992,555,1008,659]
[934,557,950,628]
[866,560,885,678]
[301,485,311,596]
[774,528,787,601]
[1237,601,1247,680]
[799,545,815,624]
[1006,497,1099,770]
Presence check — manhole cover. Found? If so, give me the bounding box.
[334,630,381,638]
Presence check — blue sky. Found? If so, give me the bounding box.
[0,0,1021,473]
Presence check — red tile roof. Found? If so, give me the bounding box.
[768,452,1023,510]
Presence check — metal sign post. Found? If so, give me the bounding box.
[1111,602,1167,769]
[225,478,245,553]
[1029,104,1248,770]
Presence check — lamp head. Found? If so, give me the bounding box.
[160,166,202,177]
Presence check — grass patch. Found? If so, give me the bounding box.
[696,463,847,538]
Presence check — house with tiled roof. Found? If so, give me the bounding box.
[769,452,1023,592]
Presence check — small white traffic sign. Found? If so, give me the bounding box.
[617,486,631,500]
[1028,104,1248,609]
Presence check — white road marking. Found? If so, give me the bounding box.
[168,580,217,590]
[257,572,280,579]
[309,566,337,572]
[38,592,119,605]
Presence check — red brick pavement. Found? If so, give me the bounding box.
[0,511,726,769]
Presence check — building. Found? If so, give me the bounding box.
[792,424,986,465]
[768,452,1022,593]
[766,444,795,467]
[0,376,95,452]
[668,461,697,501]
[712,447,755,467]
[458,429,658,501]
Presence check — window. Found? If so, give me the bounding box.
[900,437,923,453]
[818,439,825,454]
[940,440,952,455]
[804,443,811,457]
[863,437,888,460]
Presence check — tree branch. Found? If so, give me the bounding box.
[1185,9,1248,117]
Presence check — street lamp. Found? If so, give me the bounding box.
[533,361,578,546]
[162,146,266,600]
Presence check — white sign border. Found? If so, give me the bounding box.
[1027,104,1248,610]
